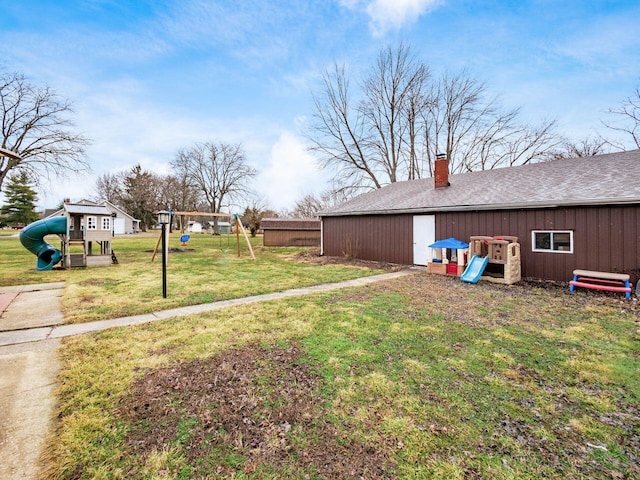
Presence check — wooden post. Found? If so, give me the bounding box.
[236,216,256,260]
[164,220,170,265]
[151,231,162,262]
[236,216,241,257]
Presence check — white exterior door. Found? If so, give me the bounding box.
[113,218,125,235]
[413,215,435,266]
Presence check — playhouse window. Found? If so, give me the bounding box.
[532,230,573,253]
[102,217,111,230]
[87,216,97,230]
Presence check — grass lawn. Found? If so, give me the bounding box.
[0,233,389,323]
[42,270,639,479]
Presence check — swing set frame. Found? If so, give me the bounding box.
[152,211,255,261]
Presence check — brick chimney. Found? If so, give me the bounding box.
[434,153,450,188]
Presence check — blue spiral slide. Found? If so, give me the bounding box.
[19,217,67,270]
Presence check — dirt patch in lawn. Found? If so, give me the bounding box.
[291,248,404,272]
[118,342,394,479]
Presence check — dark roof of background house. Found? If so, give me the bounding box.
[261,218,321,230]
[40,208,59,219]
[321,149,640,216]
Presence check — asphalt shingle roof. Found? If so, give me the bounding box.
[322,150,640,216]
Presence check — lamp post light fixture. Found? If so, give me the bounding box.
[157,210,171,298]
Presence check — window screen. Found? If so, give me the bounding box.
[532,230,573,253]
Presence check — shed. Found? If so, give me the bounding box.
[262,218,321,247]
[320,150,640,283]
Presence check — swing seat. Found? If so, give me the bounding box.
[180,234,190,246]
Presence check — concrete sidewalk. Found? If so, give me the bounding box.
[0,270,415,347]
[0,286,64,333]
[0,339,60,480]
[1,283,65,480]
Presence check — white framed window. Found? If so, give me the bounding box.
[87,216,97,230]
[532,230,573,253]
[102,217,111,230]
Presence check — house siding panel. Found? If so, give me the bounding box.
[435,205,640,281]
[321,205,639,282]
[622,208,638,268]
[322,215,413,264]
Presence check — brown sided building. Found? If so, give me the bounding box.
[319,150,640,282]
[262,218,321,247]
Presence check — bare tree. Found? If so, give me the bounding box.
[309,44,559,192]
[362,42,431,183]
[171,141,256,222]
[545,137,608,160]
[165,160,203,231]
[309,44,432,190]
[309,63,379,190]
[403,59,432,180]
[291,186,354,218]
[291,194,323,218]
[0,70,91,193]
[422,71,488,174]
[423,71,559,174]
[240,197,270,237]
[602,86,640,150]
[94,171,124,204]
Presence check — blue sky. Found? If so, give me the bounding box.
[1,0,639,211]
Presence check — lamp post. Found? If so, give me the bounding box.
[111,212,117,236]
[157,210,171,298]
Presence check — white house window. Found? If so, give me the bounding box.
[102,217,111,230]
[87,216,97,230]
[532,230,573,253]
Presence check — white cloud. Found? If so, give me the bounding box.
[255,131,325,212]
[365,0,442,36]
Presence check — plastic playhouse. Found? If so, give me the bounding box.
[464,236,521,285]
[426,237,469,276]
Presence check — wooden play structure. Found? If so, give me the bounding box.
[61,204,117,267]
[569,269,633,298]
[467,236,521,284]
[20,203,118,270]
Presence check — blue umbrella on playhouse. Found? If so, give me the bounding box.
[427,237,470,276]
[428,237,469,250]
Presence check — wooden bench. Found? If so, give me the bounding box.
[569,269,633,298]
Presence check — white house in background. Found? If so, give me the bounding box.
[101,200,140,234]
[46,199,140,234]
[188,221,203,233]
